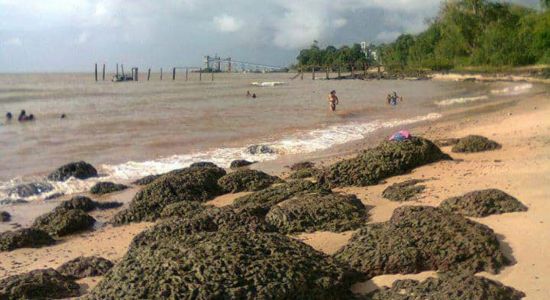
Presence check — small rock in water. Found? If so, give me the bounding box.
[230,159,255,169]
[90,182,128,195]
[0,211,11,222]
[47,161,98,182]
[7,182,53,198]
[246,144,276,155]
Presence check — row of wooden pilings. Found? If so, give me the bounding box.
[296,63,382,80]
[94,63,216,82]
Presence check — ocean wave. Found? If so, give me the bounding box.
[0,112,441,203]
[435,95,489,106]
[490,83,533,95]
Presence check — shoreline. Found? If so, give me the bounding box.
[0,84,548,298]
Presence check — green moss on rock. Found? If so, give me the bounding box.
[131,174,161,186]
[369,272,525,300]
[112,166,226,224]
[218,169,281,193]
[57,256,114,279]
[451,135,501,153]
[230,159,255,169]
[266,193,368,233]
[89,230,360,300]
[440,189,527,217]
[0,228,55,252]
[334,206,508,278]
[47,161,98,181]
[90,182,128,195]
[32,208,96,237]
[320,137,451,187]
[58,196,97,212]
[289,168,320,179]
[0,268,80,299]
[159,201,206,219]
[382,179,426,202]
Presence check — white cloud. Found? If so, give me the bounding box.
[213,14,243,32]
[333,18,348,28]
[4,37,22,46]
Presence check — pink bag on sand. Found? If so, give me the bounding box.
[389,130,412,141]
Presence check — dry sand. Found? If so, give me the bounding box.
[0,92,548,298]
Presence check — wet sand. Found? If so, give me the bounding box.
[0,92,549,298]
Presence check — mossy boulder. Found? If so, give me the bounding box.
[90,182,128,195]
[89,230,360,300]
[59,195,97,212]
[7,182,53,198]
[1,211,10,222]
[57,256,114,279]
[132,174,161,185]
[369,272,525,300]
[0,268,80,299]
[47,161,98,181]
[230,159,255,168]
[440,189,527,217]
[32,208,96,237]
[290,161,316,171]
[451,135,501,153]
[189,161,219,168]
[266,193,368,233]
[159,201,205,219]
[0,228,55,251]
[288,162,320,179]
[320,137,451,187]
[334,206,508,278]
[382,179,426,202]
[232,179,331,216]
[218,169,281,193]
[112,166,226,224]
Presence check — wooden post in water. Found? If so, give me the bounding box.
[147,68,151,81]
[102,64,106,80]
[377,66,381,79]
[186,68,189,81]
[135,68,139,81]
[199,68,202,81]
[338,66,341,78]
[116,63,119,76]
[300,67,304,80]
[364,63,368,78]
[325,67,329,80]
[211,71,214,81]
[312,67,315,80]
[172,68,176,80]
[94,64,98,81]
[351,65,355,78]
[160,68,163,80]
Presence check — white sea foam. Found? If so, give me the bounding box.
[0,112,441,203]
[491,83,533,95]
[251,81,285,87]
[435,95,489,106]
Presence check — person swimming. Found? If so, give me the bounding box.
[328,90,339,112]
[5,112,12,121]
[246,91,251,97]
[387,91,403,106]
[18,110,27,121]
[252,93,257,99]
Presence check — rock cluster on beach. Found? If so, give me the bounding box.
[90,182,128,195]
[47,161,98,181]
[265,193,368,233]
[381,179,427,201]
[0,268,80,299]
[58,195,122,211]
[218,169,281,193]
[440,189,527,217]
[369,272,525,300]
[320,137,451,187]
[451,135,501,153]
[112,165,226,224]
[88,230,360,300]
[32,208,96,237]
[334,206,508,278]
[57,256,114,279]
[246,144,275,154]
[0,228,55,251]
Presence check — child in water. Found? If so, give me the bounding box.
[328,90,339,112]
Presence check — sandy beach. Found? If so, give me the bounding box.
[0,85,548,298]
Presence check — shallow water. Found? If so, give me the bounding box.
[0,72,543,201]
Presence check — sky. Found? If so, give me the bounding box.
[0,0,540,72]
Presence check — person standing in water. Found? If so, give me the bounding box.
[328,90,339,112]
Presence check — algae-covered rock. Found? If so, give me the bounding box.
[7,182,53,198]
[451,135,501,153]
[289,167,320,179]
[90,182,128,195]
[266,193,368,233]
[320,137,450,187]
[112,166,226,224]
[232,179,331,216]
[0,268,80,299]
[382,179,426,202]
[89,230,360,300]
[131,174,161,185]
[334,206,508,278]
[1,211,10,222]
[440,189,527,217]
[218,169,281,193]
[159,201,205,219]
[57,256,114,279]
[59,195,97,212]
[290,161,316,171]
[47,161,98,181]
[32,208,96,237]
[247,144,275,154]
[369,272,525,300]
[190,161,219,168]
[0,228,55,251]
[230,159,255,169]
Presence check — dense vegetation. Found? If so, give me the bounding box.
[296,0,549,71]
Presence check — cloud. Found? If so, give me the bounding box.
[213,14,243,32]
[332,18,348,28]
[4,37,22,46]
